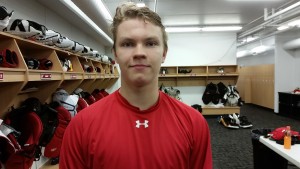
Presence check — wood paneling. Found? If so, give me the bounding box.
[237,64,274,109]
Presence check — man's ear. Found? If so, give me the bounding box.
[112,47,117,57]
[162,49,167,63]
[112,50,116,57]
[112,48,119,63]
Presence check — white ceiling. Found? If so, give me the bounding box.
[104,0,293,26]
[37,0,300,46]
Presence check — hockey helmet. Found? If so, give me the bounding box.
[52,89,79,117]
[0,6,13,30]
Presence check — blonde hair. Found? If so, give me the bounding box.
[110,2,168,51]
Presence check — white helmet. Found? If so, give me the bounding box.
[80,46,94,57]
[54,36,73,49]
[66,41,84,53]
[35,29,61,46]
[0,6,13,30]
[101,55,109,64]
[52,89,79,117]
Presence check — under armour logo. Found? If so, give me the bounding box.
[136,120,149,128]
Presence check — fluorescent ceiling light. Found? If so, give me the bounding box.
[288,19,300,27]
[246,36,259,42]
[250,45,274,55]
[239,36,259,44]
[60,0,113,44]
[236,50,250,58]
[237,45,274,58]
[136,2,146,7]
[136,0,146,7]
[277,25,289,31]
[227,0,282,1]
[275,18,300,31]
[92,0,112,21]
[202,26,242,31]
[165,26,242,32]
[165,27,201,33]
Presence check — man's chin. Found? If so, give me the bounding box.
[130,76,151,87]
[133,79,148,87]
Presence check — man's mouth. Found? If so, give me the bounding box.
[129,64,150,71]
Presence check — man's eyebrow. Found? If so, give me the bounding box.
[145,37,159,41]
[118,36,159,42]
[118,37,133,41]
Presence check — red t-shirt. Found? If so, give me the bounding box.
[59,90,212,169]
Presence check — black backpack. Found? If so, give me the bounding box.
[217,82,228,104]
[21,97,58,147]
[202,82,220,105]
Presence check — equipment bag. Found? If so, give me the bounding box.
[0,120,19,164]
[21,97,58,148]
[217,82,228,104]
[223,85,242,106]
[2,107,43,169]
[4,19,48,39]
[202,82,220,105]
[44,102,71,158]
[53,88,79,117]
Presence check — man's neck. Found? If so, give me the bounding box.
[119,82,159,111]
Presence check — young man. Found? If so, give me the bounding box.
[59,2,212,169]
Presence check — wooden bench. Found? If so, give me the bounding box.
[202,106,240,115]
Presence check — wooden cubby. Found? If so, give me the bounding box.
[159,65,240,115]
[0,31,119,117]
[159,65,238,86]
[56,50,84,94]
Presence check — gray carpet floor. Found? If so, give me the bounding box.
[204,104,300,169]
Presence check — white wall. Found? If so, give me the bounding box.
[163,32,237,66]
[162,32,238,106]
[237,51,274,66]
[274,30,300,112]
[237,36,275,66]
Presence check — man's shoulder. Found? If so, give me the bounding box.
[77,92,117,116]
[161,92,192,108]
[161,93,200,116]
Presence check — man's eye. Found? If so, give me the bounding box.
[120,42,134,47]
[146,41,158,47]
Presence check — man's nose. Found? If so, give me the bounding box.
[133,44,146,57]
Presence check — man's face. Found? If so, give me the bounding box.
[114,18,167,87]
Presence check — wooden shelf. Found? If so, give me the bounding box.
[159,65,239,86]
[27,70,64,81]
[0,31,119,114]
[0,68,27,82]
